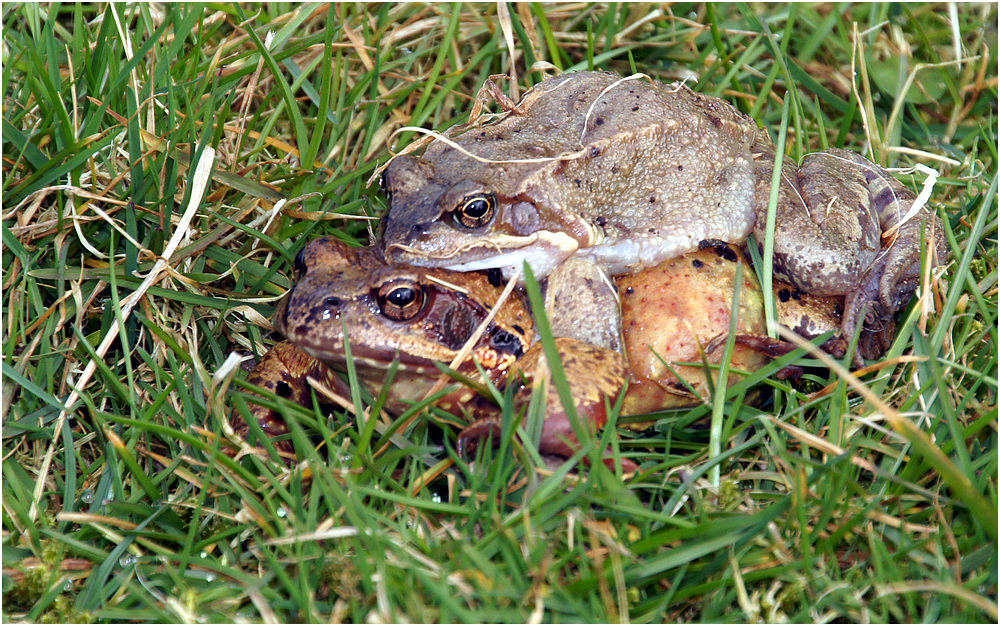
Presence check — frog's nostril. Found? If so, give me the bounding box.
[405,222,432,243]
[319,295,344,322]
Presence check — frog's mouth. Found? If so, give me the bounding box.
[295,332,524,383]
[387,231,579,281]
[296,342,453,375]
[443,247,560,279]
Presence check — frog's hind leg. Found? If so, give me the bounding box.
[819,150,945,362]
[761,148,944,364]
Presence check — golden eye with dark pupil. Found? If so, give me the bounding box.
[454,193,495,228]
[377,282,424,321]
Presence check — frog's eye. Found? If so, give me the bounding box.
[453,193,496,229]
[377,281,425,321]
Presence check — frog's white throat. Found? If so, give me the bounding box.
[442,231,579,282]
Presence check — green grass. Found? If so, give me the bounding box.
[2,3,997,623]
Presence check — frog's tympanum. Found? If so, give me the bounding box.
[233,237,792,471]
[381,71,945,362]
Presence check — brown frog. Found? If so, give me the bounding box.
[381,71,946,362]
[235,236,628,468]
[233,237,798,469]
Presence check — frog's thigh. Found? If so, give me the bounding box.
[544,258,624,354]
[768,154,882,297]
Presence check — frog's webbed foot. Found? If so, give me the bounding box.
[456,338,638,473]
[229,341,339,461]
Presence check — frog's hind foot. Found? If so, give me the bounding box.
[842,278,900,365]
[730,333,848,379]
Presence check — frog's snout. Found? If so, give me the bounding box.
[273,276,347,344]
[383,202,432,248]
[382,221,442,265]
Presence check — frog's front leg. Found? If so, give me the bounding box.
[753,146,945,361]
[544,257,624,355]
[229,340,341,459]
[457,338,638,473]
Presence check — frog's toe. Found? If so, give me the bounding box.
[536,405,604,458]
[457,413,637,474]
[456,418,502,461]
[536,409,640,473]
[600,452,640,474]
[878,245,925,314]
